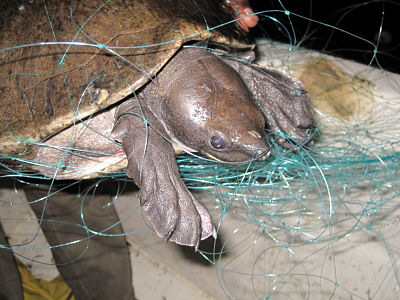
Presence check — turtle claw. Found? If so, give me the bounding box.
[212,227,217,239]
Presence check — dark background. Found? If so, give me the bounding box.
[250,0,400,73]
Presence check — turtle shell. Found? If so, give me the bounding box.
[0,0,252,156]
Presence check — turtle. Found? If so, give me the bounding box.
[0,0,314,247]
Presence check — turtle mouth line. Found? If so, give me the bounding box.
[203,150,271,164]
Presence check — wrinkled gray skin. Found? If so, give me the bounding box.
[111,47,314,247]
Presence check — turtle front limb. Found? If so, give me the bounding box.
[111,99,213,247]
[222,58,315,149]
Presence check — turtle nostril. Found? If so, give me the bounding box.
[248,130,262,139]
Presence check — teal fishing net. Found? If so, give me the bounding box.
[1,0,400,299]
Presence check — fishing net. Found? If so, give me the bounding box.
[1,0,399,299]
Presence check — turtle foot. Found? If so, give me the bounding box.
[222,59,315,149]
[138,168,214,246]
[129,132,214,247]
[112,101,213,247]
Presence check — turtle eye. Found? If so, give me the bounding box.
[210,135,226,150]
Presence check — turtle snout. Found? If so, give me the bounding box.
[253,141,270,161]
[255,146,270,161]
[242,130,270,160]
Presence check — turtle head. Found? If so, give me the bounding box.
[162,52,269,162]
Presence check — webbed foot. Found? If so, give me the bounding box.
[137,156,213,246]
[111,100,213,246]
